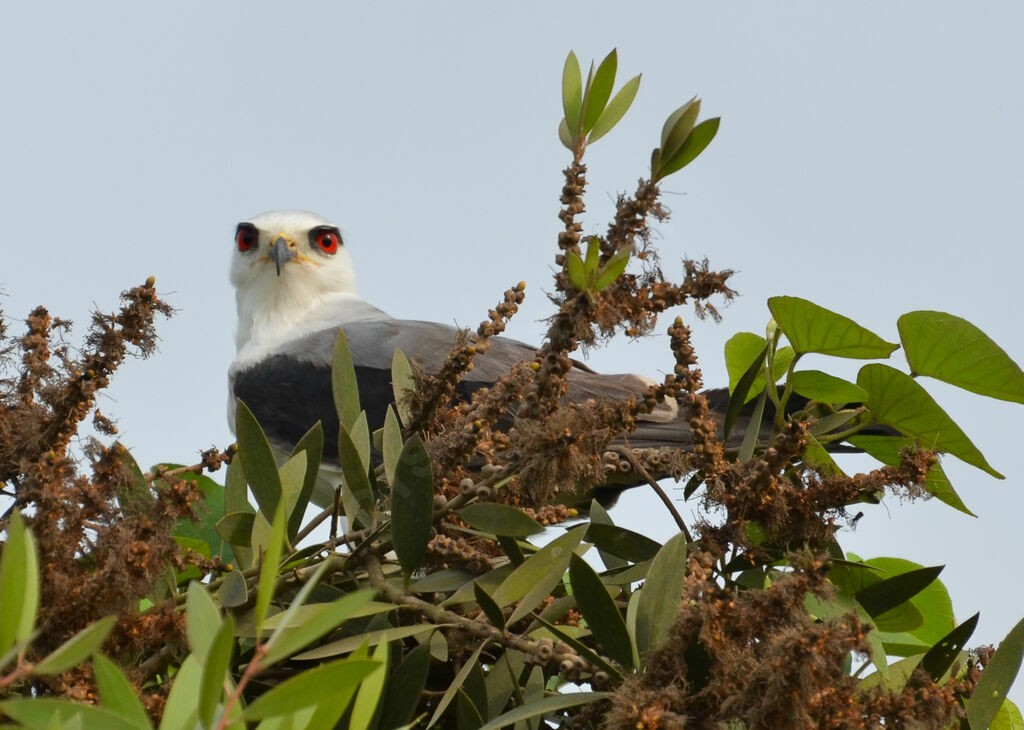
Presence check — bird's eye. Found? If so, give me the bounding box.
[314,229,340,254]
[236,225,257,252]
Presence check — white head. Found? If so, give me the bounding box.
[230,210,361,355]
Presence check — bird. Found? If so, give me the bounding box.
[228,210,851,508]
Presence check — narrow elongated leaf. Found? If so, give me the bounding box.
[492,527,585,621]
[582,49,617,134]
[593,247,630,291]
[185,580,222,661]
[660,97,701,161]
[635,533,687,659]
[0,510,38,653]
[768,297,898,359]
[235,399,284,517]
[724,339,769,439]
[457,503,544,537]
[262,590,375,667]
[855,565,943,618]
[427,640,487,728]
[338,423,375,526]
[566,250,587,291]
[569,554,633,669]
[561,51,582,134]
[382,405,403,484]
[287,422,324,539]
[0,699,141,730]
[790,370,868,404]
[278,451,307,526]
[295,624,443,660]
[198,616,235,729]
[243,658,379,720]
[216,512,256,547]
[332,329,361,429]
[558,118,574,152]
[391,349,415,426]
[589,500,626,571]
[899,311,1024,404]
[158,655,201,730]
[737,390,767,463]
[657,117,720,179]
[254,500,288,637]
[474,583,505,629]
[920,612,979,682]
[584,523,661,562]
[378,643,431,730]
[969,616,1024,730]
[93,654,153,729]
[351,640,389,729]
[588,74,640,144]
[35,616,116,675]
[392,434,435,574]
[477,692,611,730]
[857,363,1002,477]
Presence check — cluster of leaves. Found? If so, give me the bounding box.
[2,49,1024,729]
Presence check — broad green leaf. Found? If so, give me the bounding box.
[582,49,617,134]
[634,533,688,659]
[113,442,154,511]
[476,692,611,730]
[969,616,1024,730]
[992,700,1024,730]
[593,247,630,291]
[243,658,379,720]
[872,600,923,634]
[216,512,256,547]
[382,405,403,485]
[789,370,868,404]
[218,571,248,608]
[656,117,720,179]
[167,467,228,564]
[427,641,487,728]
[857,363,1002,477]
[391,349,415,426]
[457,503,544,537]
[854,565,943,619]
[484,651,526,720]
[566,250,587,291]
[558,118,574,152]
[859,654,923,694]
[491,526,585,624]
[338,423,375,527]
[584,523,661,563]
[660,97,701,161]
[378,643,431,730]
[158,655,201,730]
[583,237,601,273]
[392,434,436,574]
[287,422,324,540]
[351,640,389,729]
[278,451,307,527]
[801,432,843,476]
[569,554,633,669]
[185,580,222,661]
[0,510,38,653]
[588,73,640,144]
[899,311,1024,404]
[93,653,152,729]
[254,500,288,637]
[806,591,888,676]
[332,329,361,430]
[920,612,978,682]
[0,699,141,730]
[198,616,235,729]
[768,297,898,359]
[561,51,582,134]
[262,590,375,667]
[34,615,116,675]
[235,398,284,517]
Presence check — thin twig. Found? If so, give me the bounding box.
[614,446,692,542]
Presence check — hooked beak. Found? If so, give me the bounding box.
[270,235,297,276]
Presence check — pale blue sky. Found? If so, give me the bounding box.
[3,2,1022,703]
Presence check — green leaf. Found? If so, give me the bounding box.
[789,370,868,404]
[558,118,574,152]
[93,654,153,729]
[338,423,375,527]
[295,624,443,660]
[198,616,235,729]
[235,398,284,518]
[35,615,116,675]
[593,247,631,291]
[216,512,256,547]
[768,297,899,358]
[561,51,582,135]
[391,349,415,426]
[588,74,640,144]
[0,510,38,653]
[254,500,288,637]
[992,700,1024,730]
[656,117,720,179]
[566,250,588,291]
[351,640,389,730]
[185,580,222,661]
[854,565,943,619]
[857,363,1002,477]
[158,655,201,730]
[724,338,769,440]
[660,97,700,161]
[920,612,978,682]
[218,571,248,608]
[899,311,1024,404]
[332,329,361,430]
[492,526,586,625]
[0,699,142,730]
[378,643,431,730]
[474,582,505,630]
[287,422,324,540]
[584,523,661,563]
[569,554,633,669]
[112,442,154,511]
[382,406,403,485]
[476,692,611,730]
[425,641,486,728]
[589,500,626,571]
[582,49,617,134]
[737,390,767,463]
[391,434,436,574]
[969,616,1024,730]
[457,503,544,537]
[262,589,375,667]
[635,533,687,660]
[243,657,380,720]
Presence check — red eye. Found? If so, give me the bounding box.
[236,225,257,252]
[315,230,340,254]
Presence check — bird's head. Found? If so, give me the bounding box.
[230,210,360,350]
